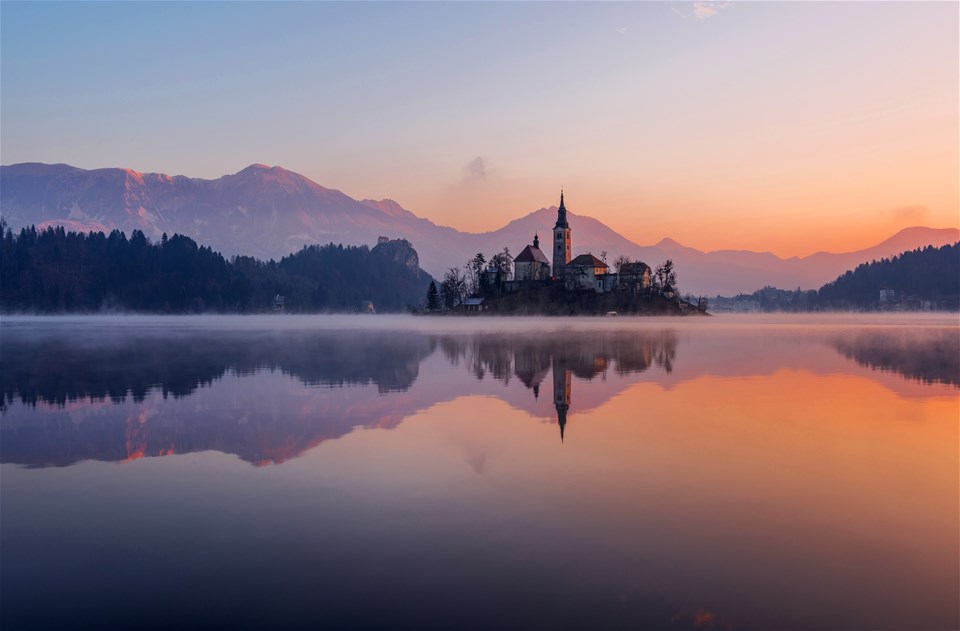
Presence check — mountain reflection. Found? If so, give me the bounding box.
[1,322,955,468]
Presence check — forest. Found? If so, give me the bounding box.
[0,224,434,313]
[720,242,959,311]
[816,242,959,309]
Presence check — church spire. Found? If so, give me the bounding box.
[555,189,568,229]
[533,233,540,249]
[558,407,567,444]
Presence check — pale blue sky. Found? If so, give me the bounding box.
[2,1,957,254]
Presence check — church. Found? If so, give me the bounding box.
[512,191,651,294]
[513,234,551,281]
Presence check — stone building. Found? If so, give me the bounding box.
[618,261,652,291]
[563,253,609,292]
[514,234,551,281]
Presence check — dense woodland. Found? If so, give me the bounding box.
[817,242,959,308]
[0,224,434,313]
[721,243,960,311]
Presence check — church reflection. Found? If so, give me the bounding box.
[445,331,679,443]
[553,359,571,443]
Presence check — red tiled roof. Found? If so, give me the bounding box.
[567,253,608,268]
[515,244,550,264]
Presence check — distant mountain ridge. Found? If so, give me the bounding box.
[2,162,957,295]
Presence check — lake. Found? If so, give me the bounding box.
[1,314,957,630]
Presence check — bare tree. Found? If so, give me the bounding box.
[466,253,485,295]
[653,260,677,294]
[441,267,466,309]
[614,254,631,275]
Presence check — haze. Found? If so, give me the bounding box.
[1,2,957,257]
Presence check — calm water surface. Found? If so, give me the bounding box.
[1,315,958,630]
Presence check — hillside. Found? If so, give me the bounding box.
[0,225,433,313]
[716,242,960,311]
[2,162,957,295]
[817,242,959,310]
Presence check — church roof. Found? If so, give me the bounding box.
[554,190,569,229]
[567,253,608,268]
[515,244,550,264]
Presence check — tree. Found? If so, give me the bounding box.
[489,247,514,283]
[426,281,439,311]
[600,250,608,265]
[614,255,631,275]
[467,253,486,295]
[654,260,677,294]
[441,267,466,309]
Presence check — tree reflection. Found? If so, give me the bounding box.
[831,328,959,387]
[2,330,434,408]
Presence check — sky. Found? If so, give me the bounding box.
[2,1,957,256]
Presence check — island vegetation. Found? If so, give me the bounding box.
[421,250,706,316]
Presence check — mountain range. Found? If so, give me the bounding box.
[2,162,957,295]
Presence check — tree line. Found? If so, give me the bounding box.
[0,223,433,313]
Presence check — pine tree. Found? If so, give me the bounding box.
[426,281,439,311]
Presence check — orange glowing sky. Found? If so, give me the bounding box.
[2,2,957,256]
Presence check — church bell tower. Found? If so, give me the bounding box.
[552,190,571,279]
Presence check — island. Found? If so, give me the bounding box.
[422,192,708,316]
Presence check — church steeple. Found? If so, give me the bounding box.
[533,233,540,249]
[553,362,571,445]
[552,189,572,278]
[557,407,567,444]
[555,189,568,229]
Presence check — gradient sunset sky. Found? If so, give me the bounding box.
[2,1,957,256]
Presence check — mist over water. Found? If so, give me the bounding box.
[1,314,957,630]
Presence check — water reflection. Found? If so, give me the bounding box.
[831,328,960,386]
[437,331,678,442]
[1,324,957,468]
[2,329,432,407]
[1,317,957,630]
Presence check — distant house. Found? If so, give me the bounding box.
[880,289,895,303]
[563,253,609,292]
[360,300,376,313]
[463,297,487,312]
[272,294,285,311]
[514,234,551,281]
